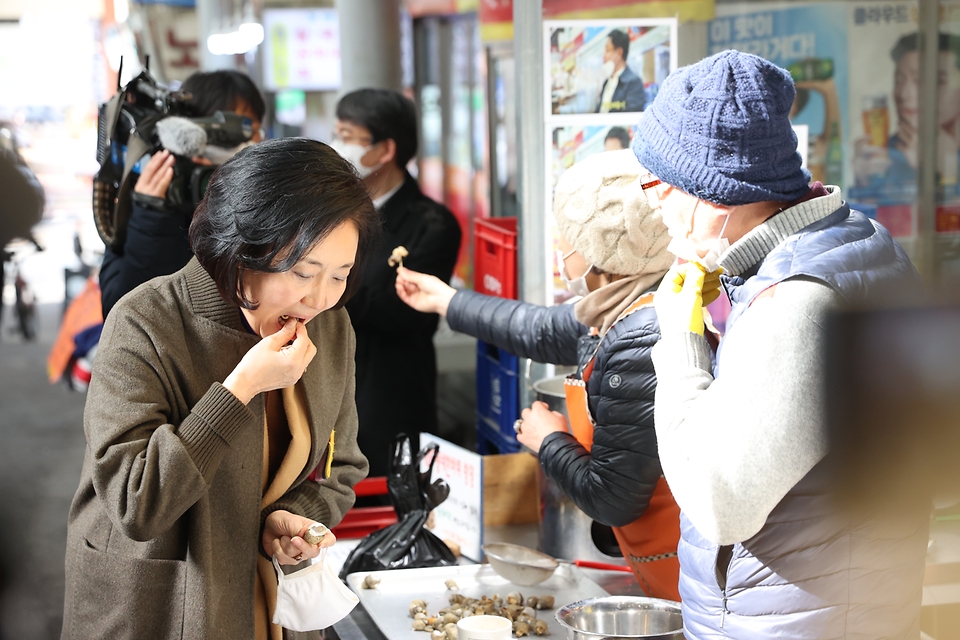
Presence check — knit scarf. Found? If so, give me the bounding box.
[574,271,666,336]
[255,383,313,640]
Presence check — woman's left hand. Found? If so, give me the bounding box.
[517,401,568,454]
[263,510,337,565]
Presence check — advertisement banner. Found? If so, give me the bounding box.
[262,8,341,92]
[546,19,677,116]
[479,0,715,42]
[542,18,678,305]
[845,1,960,236]
[709,2,849,190]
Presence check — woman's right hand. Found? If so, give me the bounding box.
[223,318,317,404]
[395,266,456,316]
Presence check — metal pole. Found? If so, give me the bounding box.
[513,0,547,404]
[915,0,939,284]
[486,45,503,218]
[336,0,402,94]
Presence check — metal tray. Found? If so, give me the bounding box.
[346,563,609,640]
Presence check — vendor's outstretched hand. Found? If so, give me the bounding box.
[656,263,722,336]
[395,266,457,316]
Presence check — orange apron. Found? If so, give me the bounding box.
[563,293,682,601]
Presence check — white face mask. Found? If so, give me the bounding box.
[665,202,730,273]
[557,249,592,298]
[329,140,381,179]
[601,60,616,79]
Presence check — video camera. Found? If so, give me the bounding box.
[93,66,254,252]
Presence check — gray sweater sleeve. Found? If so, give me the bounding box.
[651,278,842,545]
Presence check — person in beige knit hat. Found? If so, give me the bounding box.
[395,149,683,600]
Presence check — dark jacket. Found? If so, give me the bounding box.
[596,66,646,113]
[99,196,193,318]
[446,289,662,527]
[680,202,928,638]
[346,173,461,477]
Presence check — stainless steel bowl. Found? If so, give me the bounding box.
[482,542,559,586]
[555,596,684,640]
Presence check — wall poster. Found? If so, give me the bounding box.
[543,18,678,306]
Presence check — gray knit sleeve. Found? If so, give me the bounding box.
[651,278,842,545]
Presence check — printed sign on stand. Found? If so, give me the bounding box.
[419,433,484,561]
[419,434,541,562]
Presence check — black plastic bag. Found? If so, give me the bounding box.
[339,434,457,579]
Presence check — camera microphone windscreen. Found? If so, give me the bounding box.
[156,117,208,158]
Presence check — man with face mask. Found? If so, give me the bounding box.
[331,88,462,479]
[98,69,266,318]
[596,29,645,113]
[633,50,928,638]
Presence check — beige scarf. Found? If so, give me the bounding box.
[573,271,666,336]
[255,383,313,640]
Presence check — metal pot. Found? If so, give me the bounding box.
[532,376,627,565]
[556,596,684,640]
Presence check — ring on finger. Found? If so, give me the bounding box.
[513,419,523,435]
[294,553,303,562]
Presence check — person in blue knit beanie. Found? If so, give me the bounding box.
[632,50,929,639]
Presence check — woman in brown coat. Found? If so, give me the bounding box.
[61,138,380,640]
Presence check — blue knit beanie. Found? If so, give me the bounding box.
[632,50,811,206]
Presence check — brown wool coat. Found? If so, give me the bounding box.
[61,258,369,640]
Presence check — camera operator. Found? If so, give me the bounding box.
[98,69,265,318]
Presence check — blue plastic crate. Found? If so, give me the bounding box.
[475,339,520,437]
[476,416,522,455]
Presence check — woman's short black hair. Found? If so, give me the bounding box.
[335,89,418,168]
[181,70,267,122]
[190,137,381,310]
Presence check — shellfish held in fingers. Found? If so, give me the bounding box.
[388,245,409,268]
[303,522,328,545]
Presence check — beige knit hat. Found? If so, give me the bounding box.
[553,148,674,277]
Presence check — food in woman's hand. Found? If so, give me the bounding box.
[303,522,328,545]
[388,245,409,268]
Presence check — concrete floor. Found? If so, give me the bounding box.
[0,303,87,640]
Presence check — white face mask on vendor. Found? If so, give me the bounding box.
[557,249,593,298]
[329,140,382,179]
[666,202,730,273]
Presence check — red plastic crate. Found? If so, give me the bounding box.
[329,476,397,539]
[474,217,517,300]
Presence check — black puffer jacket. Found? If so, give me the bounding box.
[447,289,662,527]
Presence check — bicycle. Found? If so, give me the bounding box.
[1,234,43,341]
